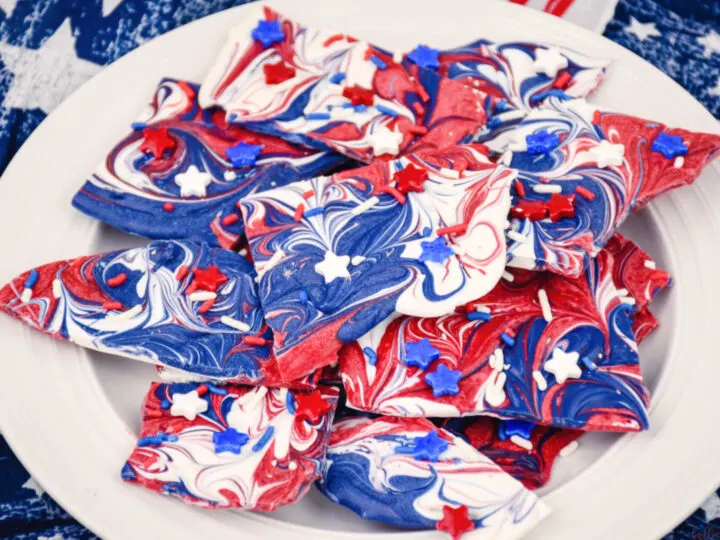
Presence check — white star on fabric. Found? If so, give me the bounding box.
[701,492,720,521]
[22,476,45,498]
[626,17,661,41]
[533,47,569,77]
[369,126,403,156]
[314,250,351,284]
[588,140,625,168]
[0,18,101,113]
[174,165,212,197]
[710,78,720,98]
[697,30,720,59]
[544,348,582,384]
[170,390,208,420]
[0,0,17,16]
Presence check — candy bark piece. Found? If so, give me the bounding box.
[317,416,549,536]
[72,78,344,249]
[443,417,583,490]
[122,382,338,510]
[0,240,290,383]
[340,238,668,431]
[239,145,514,382]
[199,5,490,163]
[499,98,720,276]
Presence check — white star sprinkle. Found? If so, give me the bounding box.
[369,126,403,156]
[314,250,351,284]
[588,140,625,168]
[170,390,208,420]
[544,348,582,384]
[697,30,720,59]
[626,17,661,41]
[701,492,720,522]
[174,165,212,198]
[533,47,568,78]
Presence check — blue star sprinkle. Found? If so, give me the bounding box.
[412,430,449,462]
[404,338,440,370]
[251,19,285,48]
[213,428,249,454]
[425,364,462,397]
[526,129,561,155]
[651,132,688,159]
[419,237,454,264]
[226,141,264,168]
[407,45,440,70]
[498,420,535,441]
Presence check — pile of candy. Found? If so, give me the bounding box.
[2,5,719,538]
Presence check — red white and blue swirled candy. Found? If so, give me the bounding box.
[317,416,550,535]
[239,145,515,382]
[0,240,309,386]
[199,5,491,163]
[499,97,720,276]
[443,416,583,490]
[122,382,339,510]
[340,239,668,431]
[72,78,344,249]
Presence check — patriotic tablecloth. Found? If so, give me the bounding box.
[0,0,718,538]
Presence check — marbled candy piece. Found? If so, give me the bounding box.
[239,145,514,382]
[122,382,338,510]
[199,5,490,163]
[0,240,291,384]
[318,416,550,536]
[73,78,344,249]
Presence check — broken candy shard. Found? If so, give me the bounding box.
[72,78,344,249]
[199,5,490,163]
[501,97,720,276]
[0,240,294,384]
[340,237,668,431]
[239,145,514,382]
[317,416,550,536]
[122,382,338,510]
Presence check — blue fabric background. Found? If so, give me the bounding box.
[0,0,718,538]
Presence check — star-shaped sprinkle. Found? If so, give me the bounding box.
[170,390,208,420]
[394,164,428,194]
[511,200,547,221]
[251,19,284,48]
[652,132,688,159]
[406,44,440,70]
[226,141,264,168]
[314,250,351,284]
[425,364,462,397]
[526,129,560,155]
[369,126,403,156]
[544,348,582,384]
[188,266,228,293]
[294,390,332,423]
[419,236,454,264]
[546,193,576,222]
[436,505,476,540]
[499,419,535,441]
[588,140,625,168]
[213,428,249,454]
[404,338,440,370]
[412,430,448,462]
[140,126,176,159]
[533,47,569,77]
[174,165,212,198]
[263,60,296,85]
[342,85,375,106]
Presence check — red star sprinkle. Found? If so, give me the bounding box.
[510,200,547,221]
[140,126,176,159]
[186,266,228,294]
[342,85,375,106]
[293,390,331,424]
[394,164,428,194]
[263,61,296,85]
[546,193,576,222]
[436,505,476,540]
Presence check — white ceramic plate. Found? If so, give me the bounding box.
[1,1,719,538]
